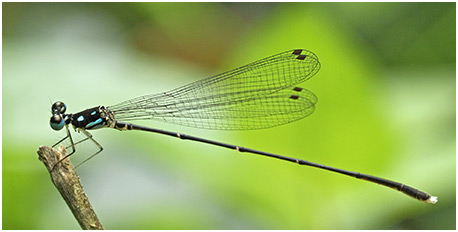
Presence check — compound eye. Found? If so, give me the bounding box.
[50,114,65,131]
[51,101,67,114]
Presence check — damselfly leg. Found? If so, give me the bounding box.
[52,127,103,170]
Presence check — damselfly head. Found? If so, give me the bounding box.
[50,114,65,130]
[51,101,67,114]
[50,101,67,130]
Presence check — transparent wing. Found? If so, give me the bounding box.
[108,49,320,130]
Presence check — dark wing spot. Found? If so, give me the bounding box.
[293,87,303,92]
[289,95,300,100]
[296,54,307,60]
[292,49,303,55]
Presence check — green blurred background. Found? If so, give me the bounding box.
[3,2,456,229]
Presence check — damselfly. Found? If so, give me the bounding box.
[49,49,437,204]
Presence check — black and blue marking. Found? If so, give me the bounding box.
[50,102,109,131]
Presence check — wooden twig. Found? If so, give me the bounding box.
[37,145,104,230]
